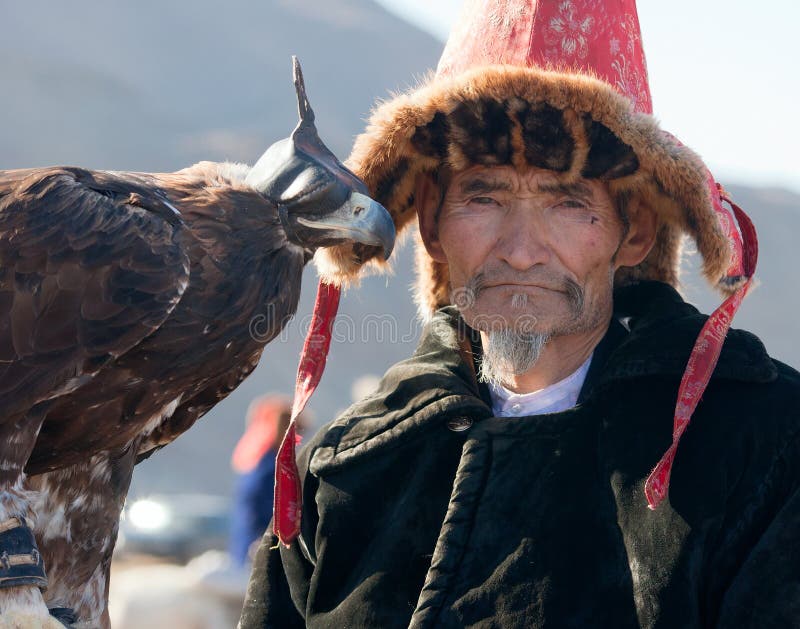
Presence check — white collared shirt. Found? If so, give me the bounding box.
[488,354,593,417]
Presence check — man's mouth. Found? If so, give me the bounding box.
[482,283,564,294]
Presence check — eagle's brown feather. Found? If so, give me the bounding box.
[0,162,306,626]
[0,167,189,421]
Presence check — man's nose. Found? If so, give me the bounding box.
[494,208,551,270]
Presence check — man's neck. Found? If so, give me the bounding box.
[481,320,610,394]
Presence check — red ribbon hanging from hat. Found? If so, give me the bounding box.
[644,186,758,508]
[274,280,340,547]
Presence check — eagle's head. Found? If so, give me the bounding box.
[245,58,395,260]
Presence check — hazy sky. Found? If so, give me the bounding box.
[374,0,800,194]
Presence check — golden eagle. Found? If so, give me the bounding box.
[0,59,394,627]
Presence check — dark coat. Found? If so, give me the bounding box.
[240,281,800,628]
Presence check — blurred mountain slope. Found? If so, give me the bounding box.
[0,0,438,169]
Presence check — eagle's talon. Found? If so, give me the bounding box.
[0,585,64,629]
[48,607,77,628]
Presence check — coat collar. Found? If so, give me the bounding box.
[310,281,776,475]
[309,313,491,474]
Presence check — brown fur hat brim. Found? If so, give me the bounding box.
[314,65,737,317]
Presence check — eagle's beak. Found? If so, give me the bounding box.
[296,192,395,260]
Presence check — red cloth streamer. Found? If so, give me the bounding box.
[274,280,341,546]
[645,187,758,508]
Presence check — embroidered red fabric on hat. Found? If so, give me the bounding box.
[437,0,652,113]
[274,280,340,547]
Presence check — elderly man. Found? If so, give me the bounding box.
[240,1,800,627]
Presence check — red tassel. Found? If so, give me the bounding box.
[274,280,341,546]
[644,188,758,508]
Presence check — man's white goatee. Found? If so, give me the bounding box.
[478,292,550,388]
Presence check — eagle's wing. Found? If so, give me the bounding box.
[135,353,263,463]
[0,167,190,419]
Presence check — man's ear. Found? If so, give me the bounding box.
[614,196,658,269]
[415,173,448,264]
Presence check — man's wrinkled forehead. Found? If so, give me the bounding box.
[445,165,600,201]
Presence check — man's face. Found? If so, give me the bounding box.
[424,164,632,338]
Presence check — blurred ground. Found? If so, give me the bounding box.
[109,551,247,629]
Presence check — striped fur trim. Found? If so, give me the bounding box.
[315,65,733,316]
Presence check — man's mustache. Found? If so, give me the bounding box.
[460,269,585,313]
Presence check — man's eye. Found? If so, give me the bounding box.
[557,199,587,209]
[551,199,599,224]
[469,196,499,205]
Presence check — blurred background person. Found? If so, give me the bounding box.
[229,394,310,566]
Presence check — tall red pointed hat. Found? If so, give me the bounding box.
[316,1,757,508]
